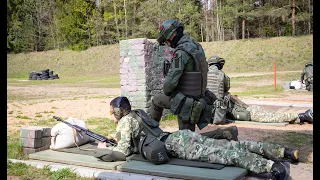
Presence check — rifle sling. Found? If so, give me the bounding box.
[72,129,96,151]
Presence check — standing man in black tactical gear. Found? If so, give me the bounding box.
[149,19,239,140]
[301,62,313,91]
[150,19,208,131]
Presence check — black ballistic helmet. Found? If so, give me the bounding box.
[157,20,184,45]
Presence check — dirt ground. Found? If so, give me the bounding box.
[7,82,313,180]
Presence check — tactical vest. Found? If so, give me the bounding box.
[207,70,225,99]
[174,39,208,97]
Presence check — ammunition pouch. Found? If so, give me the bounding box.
[190,100,204,124]
[197,99,213,129]
[170,92,205,124]
[138,134,169,165]
[163,59,171,77]
[212,99,227,125]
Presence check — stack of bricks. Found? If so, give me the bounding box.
[19,126,51,155]
[119,38,174,115]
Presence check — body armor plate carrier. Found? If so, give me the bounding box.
[174,39,208,97]
[207,71,225,99]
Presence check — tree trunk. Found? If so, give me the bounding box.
[242,19,245,39]
[308,0,311,34]
[133,0,136,36]
[292,0,296,36]
[205,0,209,42]
[201,24,204,42]
[242,0,245,40]
[113,0,120,41]
[124,0,128,39]
[211,0,215,41]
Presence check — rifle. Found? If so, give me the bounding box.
[53,116,117,146]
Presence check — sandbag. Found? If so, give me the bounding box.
[50,117,91,150]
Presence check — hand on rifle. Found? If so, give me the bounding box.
[97,142,109,148]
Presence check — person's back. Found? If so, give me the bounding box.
[301,62,313,91]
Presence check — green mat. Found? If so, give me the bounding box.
[55,142,225,169]
[117,160,247,180]
[29,150,247,180]
[226,119,288,126]
[29,150,125,170]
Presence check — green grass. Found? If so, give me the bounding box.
[7,161,95,180]
[202,35,312,73]
[15,115,31,119]
[7,132,26,160]
[7,75,120,88]
[85,117,117,137]
[232,85,284,97]
[7,35,312,78]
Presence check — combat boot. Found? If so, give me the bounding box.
[298,109,313,124]
[226,126,238,141]
[284,148,299,162]
[270,162,290,180]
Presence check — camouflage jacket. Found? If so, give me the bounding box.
[106,112,143,156]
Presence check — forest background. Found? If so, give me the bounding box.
[7,0,313,53]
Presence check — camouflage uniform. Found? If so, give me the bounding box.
[247,105,300,123]
[106,112,143,156]
[165,129,284,174]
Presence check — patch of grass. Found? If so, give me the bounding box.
[41,111,54,114]
[202,35,312,73]
[85,117,117,137]
[29,117,57,127]
[15,115,31,119]
[7,132,26,160]
[7,161,95,180]
[232,85,284,97]
[51,106,58,109]
[8,111,14,114]
[35,114,43,118]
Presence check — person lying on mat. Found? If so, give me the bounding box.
[96,96,298,180]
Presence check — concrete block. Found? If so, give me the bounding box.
[41,137,51,147]
[42,127,51,137]
[20,138,42,148]
[22,146,50,155]
[20,127,43,139]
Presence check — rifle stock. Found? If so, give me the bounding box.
[53,116,117,146]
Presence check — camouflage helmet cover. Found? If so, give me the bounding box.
[157,20,184,45]
[207,56,225,65]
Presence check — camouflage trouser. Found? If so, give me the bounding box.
[165,129,285,174]
[247,105,299,123]
[150,93,234,140]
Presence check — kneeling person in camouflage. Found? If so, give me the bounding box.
[100,96,298,180]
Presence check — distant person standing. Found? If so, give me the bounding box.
[301,62,313,91]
